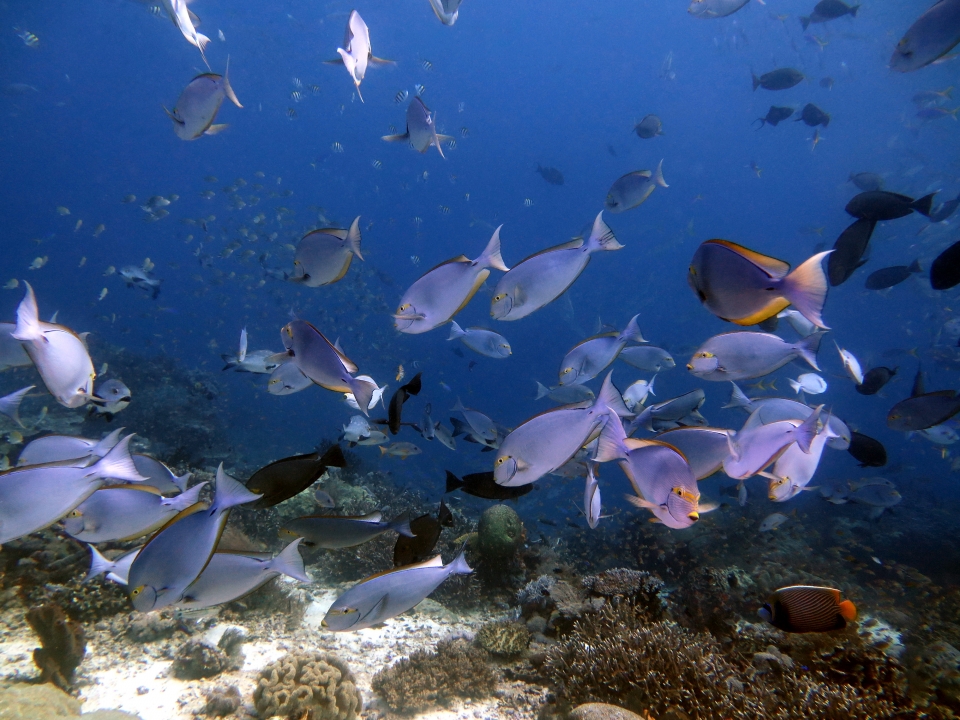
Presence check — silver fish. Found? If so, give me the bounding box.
[342,415,374,443]
[165,58,242,140]
[161,0,210,63]
[291,217,363,287]
[604,160,668,213]
[726,387,851,450]
[315,489,336,508]
[433,421,457,451]
[777,309,818,337]
[329,10,393,101]
[631,389,705,433]
[0,385,33,427]
[394,227,509,334]
[448,322,511,358]
[267,361,312,395]
[128,464,262,612]
[17,428,123,466]
[280,510,413,549]
[536,382,596,404]
[688,0,750,17]
[0,322,32,371]
[891,0,960,73]
[452,399,497,441]
[622,376,656,411]
[619,345,675,372]
[584,463,601,529]
[723,408,820,480]
[382,97,454,157]
[222,348,281,374]
[492,213,622,321]
[655,426,732,479]
[419,403,436,440]
[87,544,141,585]
[428,0,463,25]
[118,266,161,298]
[132,454,192,495]
[89,379,131,418]
[559,315,645,386]
[767,420,837,502]
[322,548,471,631]
[687,331,824,382]
[759,512,789,531]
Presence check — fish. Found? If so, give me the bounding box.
[633,115,663,138]
[495,372,630,487]
[890,0,960,73]
[12,282,95,409]
[17,428,123,467]
[849,172,884,191]
[165,58,242,140]
[87,379,132,421]
[865,260,921,290]
[492,213,622,321]
[279,320,378,415]
[428,0,463,25]
[631,389,706,433]
[87,545,141,586]
[448,322,512,358]
[583,464,602,529]
[752,68,804,91]
[379,442,422,459]
[918,424,959,444]
[328,10,393,101]
[291,217,363,287]
[847,431,887,467]
[827,218,876,286]
[759,512,790,532]
[452,399,497,442]
[128,464,262,611]
[223,349,282,375]
[767,419,838,501]
[618,346,675,372]
[161,0,210,63]
[393,501,453,566]
[687,331,824,382]
[800,0,859,30]
[0,434,145,545]
[931,239,960,290]
[432,421,457,451]
[604,161,668,212]
[322,548,471,631]
[558,315,646,386]
[754,106,795,128]
[796,103,830,127]
[928,191,960,222]
[839,482,902,516]
[266,362,311,398]
[723,408,821,480]
[536,165,565,185]
[395,228,508,334]
[382,97,454,157]
[63,482,206,543]
[655,426,732,480]
[246,445,347,509]
[380,372,421,436]
[776,309,817,338]
[917,106,960,120]
[845,191,936,221]
[315,489,336,508]
[444,470,532,500]
[759,586,857,632]
[132,455,191,496]
[855,366,897,395]
[728,391,851,451]
[789,373,827,395]
[344,375,388,411]
[342,415,375,444]
[176,539,309,610]
[687,0,750,17]
[913,87,954,106]
[622,376,656,411]
[835,342,864,384]
[280,510,414,549]
[888,388,960,431]
[0,386,33,427]
[688,240,830,328]
[119,265,162,298]
[535,382,595,404]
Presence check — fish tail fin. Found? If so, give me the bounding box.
[723,382,753,410]
[390,512,415,538]
[535,381,551,400]
[796,331,826,371]
[169,481,207,510]
[586,212,623,252]
[86,545,114,582]
[12,281,41,342]
[478,225,510,272]
[912,192,937,218]
[909,258,922,273]
[799,16,810,31]
[752,72,761,90]
[653,159,668,188]
[91,427,124,457]
[648,374,656,396]
[319,444,347,468]
[436,133,456,146]
[196,33,211,69]
[0,385,33,427]
[271,538,310,582]
[634,405,654,432]
[447,321,467,341]
[222,55,242,108]
[91,434,146,483]
[795,406,822,454]
[349,376,377,416]
[445,470,464,493]
[381,132,410,143]
[452,397,466,413]
[788,379,802,394]
[448,545,473,575]
[596,371,631,418]
[782,251,831,329]
[593,415,627,463]
[214,463,262,509]
[838,599,857,621]
[347,216,363,261]
[173,471,192,493]
[620,314,646,343]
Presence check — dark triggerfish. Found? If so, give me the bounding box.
[759,585,857,633]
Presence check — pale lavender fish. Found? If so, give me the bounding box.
[558,315,645,386]
[687,331,824,382]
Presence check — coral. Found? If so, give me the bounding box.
[517,576,592,635]
[26,604,86,690]
[674,565,756,638]
[477,620,531,657]
[217,627,246,671]
[202,686,242,717]
[477,504,524,559]
[253,650,361,720]
[581,569,666,618]
[126,613,177,642]
[569,704,651,720]
[171,639,227,680]
[0,682,81,719]
[752,645,795,673]
[371,638,498,714]
[909,641,960,711]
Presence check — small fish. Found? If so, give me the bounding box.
[281,510,414,549]
[396,365,405,382]
[327,10,394,102]
[849,172,883,191]
[688,0,750,18]
[752,68,804,91]
[382,97,454,158]
[286,108,298,119]
[444,470,531,500]
[119,265,162,299]
[800,0,859,30]
[605,160,668,212]
[789,373,827,395]
[796,103,830,127]
[28,256,48,270]
[291,90,303,102]
[92,224,105,237]
[379,441,422,459]
[372,159,383,169]
[331,142,344,153]
[460,126,469,137]
[622,376,656,411]
[633,114,664,138]
[759,512,789,532]
[315,489,336,508]
[246,446,346,509]
[290,216,363,287]
[523,198,534,207]
[16,28,39,47]
[74,219,83,232]
[4,279,19,290]
[88,378,132,420]
[428,0,463,26]
[438,205,451,215]
[619,346,675,372]
[760,586,857,632]
[835,342,863,384]
[420,59,433,71]
[865,260,922,290]
[448,322,511,358]
[165,58,242,140]
[856,366,897,395]
[218,29,225,41]
[583,464,601,529]
[536,165,565,185]
[415,83,426,96]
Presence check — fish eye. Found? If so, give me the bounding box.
[496,456,508,465]
[561,368,572,375]
[131,586,143,598]
[493,294,504,302]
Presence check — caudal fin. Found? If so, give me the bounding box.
[783,251,831,328]
[795,331,825,371]
[12,281,41,343]
[908,258,922,274]
[214,463,263,510]
[270,538,311,582]
[596,371,631,418]
[390,512,415,538]
[752,73,762,90]
[382,132,410,143]
[165,481,207,511]
[319,444,347,468]
[222,55,242,108]
[91,434,146,483]
[585,212,623,252]
[448,320,467,341]
[477,226,510,272]
[912,192,937,218]
[794,406,822,454]
[535,381,551,400]
[349,376,377,416]
[723,382,754,410]
[593,415,627,463]
[799,16,811,30]
[444,470,464,493]
[346,216,363,261]
[653,159,668,188]
[86,545,114,582]
[447,545,473,575]
[0,385,33,427]
[619,314,646,344]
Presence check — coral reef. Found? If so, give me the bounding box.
[26,604,86,690]
[517,576,593,635]
[201,685,242,717]
[674,565,756,638]
[477,620,531,657]
[253,650,361,720]
[371,638,498,714]
[477,504,524,559]
[581,569,666,618]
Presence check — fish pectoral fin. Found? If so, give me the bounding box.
[382,132,410,143]
[162,105,185,126]
[369,55,396,65]
[204,124,229,135]
[360,594,389,625]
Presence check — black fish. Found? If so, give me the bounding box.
[385,372,422,435]
[760,585,857,633]
[752,68,804,91]
[536,164,564,186]
[888,367,960,431]
[393,500,453,567]
[452,347,464,358]
[845,190,936,221]
[819,77,834,90]
[754,106,794,128]
[246,445,347,509]
[931,239,960,290]
[865,260,921,290]
[633,114,663,139]
[444,470,532,501]
[800,0,859,30]
[796,103,830,127]
[828,218,876,286]
[847,432,886,467]
[848,172,883,191]
[856,366,897,395]
[928,192,960,223]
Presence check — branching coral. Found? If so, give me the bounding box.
[477,620,531,657]
[254,651,361,720]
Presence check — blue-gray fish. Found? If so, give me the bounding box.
[13,282,95,409]
[448,321,511,358]
[723,408,821,480]
[165,58,241,140]
[128,464,262,612]
[630,389,706,433]
[535,382,595,404]
[0,385,33,427]
[176,539,309,610]
[687,331,824,382]
[727,387,851,450]
[428,0,463,25]
[89,379,131,419]
[0,434,145,545]
[222,348,282,374]
[17,428,123,466]
[655,426,733,480]
[495,372,631,487]
[688,0,750,18]
[322,548,471,631]
[132,454,192,495]
[382,97,454,156]
[0,322,31,371]
[891,0,960,73]
[87,544,141,585]
[328,10,393,102]
[291,217,363,287]
[267,361,312,396]
[280,510,413,549]
[280,320,378,414]
[63,482,206,543]
[452,399,497,441]
[604,161,668,213]
[558,315,645,386]
[161,0,210,62]
[619,346,675,372]
[394,227,509,334]
[492,213,622,321]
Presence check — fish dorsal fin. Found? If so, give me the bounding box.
[707,239,790,278]
[99,483,163,496]
[138,501,209,552]
[357,554,443,584]
[317,227,349,241]
[912,365,925,397]
[623,437,688,462]
[424,255,471,274]
[520,238,584,264]
[921,389,957,399]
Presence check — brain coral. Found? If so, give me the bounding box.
[253,651,361,720]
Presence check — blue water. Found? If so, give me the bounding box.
[1,1,958,515]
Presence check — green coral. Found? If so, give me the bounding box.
[253,651,361,720]
[477,504,523,559]
[477,620,531,657]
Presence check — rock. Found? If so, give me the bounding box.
[477,505,524,559]
[201,686,241,717]
[0,683,81,719]
[81,712,144,719]
[569,702,647,720]
[126,614,176,643]
[171,639,227,680]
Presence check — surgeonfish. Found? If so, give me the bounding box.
[448,322,512,358]
[322,548,471,631]
[246,445,347,509]
[789,373,827,395]
[535,382,596,404]
[452,399,497,442]
[759,585,857,633]
[776,309,817,337]
[845,191,936,221]
[835,342,864,384]
[0,322,33,371]
[267,361,312,395]
[394,228,509,334]
[223,349,282,374]
[800,0,859,30]
[175,539,310,611]
[767,419,837,501]
[730,391,851,451]
[328,10,393,102]
[344,375,388,411]
[87,545,141,585]
[17,428,123,466]
[630,389,706,433]
[393,501,454,567]
[0,385,33,427]
[161,0,210,64]
[558,315,646,386]
[687,240,831,328]
[385,372,422,435]
[622,376,656,411]
[0,434,145,545]
[618,346,675,372]
[583,463,601,529]
[428,0,463,25]
[88,379,132,420]
[688,0,750,17]
[687,331,824,382]
[165,57,242,140]
[492,213,622,321]
[828,218,877,287]
[604,161,668,213]
[383,97,455,157]
[444,470,532,500]
[723,407,821,480]
[280,511,414,549]
[13,281,95,408]
[655,426,733,480]
[132,454,192,495]
[291,217,363,287]
[890,0,960,73]
[751,68,805,91]
[128,464,262,612]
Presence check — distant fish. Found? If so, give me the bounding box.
[848,172,883,191]
[845,191,936,221]
[394,89,409,104]
[326,10,393,102]
[760,585,856,633]
[618,346,675,372]
[160,0,209,64]
[393,501,453,567]
[428,0,463,25]
[754,106,794,128]
[828,218,876,286]
[890,0,960,73]
[379,441,422,459]
[759,512,789,532]
[796,103,830,127]
[930,238,960,290]
[789,373,827,395]
[88,379,132,420]
[632,389,706,433]
[928,191,960,222]
[622,376,656,411]
[448,321,512,358]
[604,160,668,212]
[799,0,859,30]
[535,382,595,404]
[536,164,565,185]
[688,0,750,18]
[847,431,886,467]
[291,217,363,287]
[633,114,663,138]
[280,510,414,549]
[382,97,455,157]
[752,68,804,91]
[165,58,242,140]
[864,260,921,290]
[835,342,864,384]
[119,265,162,298]
[855,366,897,395]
